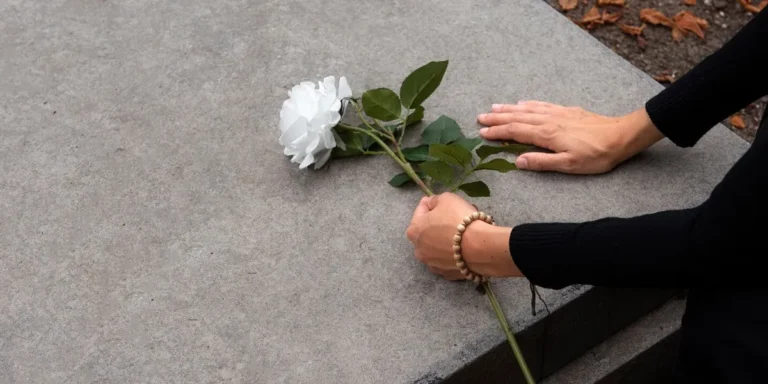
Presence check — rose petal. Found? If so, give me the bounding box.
[329,99,341,114]
[321,127,335,149]
[332,130,345,151]
[299,152,315,169]
[306,134,321,152]
[292,84,318,118]
[317,91,337,115]
[327,110,341,127]
[314,150,332,169]
[279,116,308,145]
[338,76,352,99]
[279,100,300,132]
[322,76,337,96]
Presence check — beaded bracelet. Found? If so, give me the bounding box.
[453,211,495,284]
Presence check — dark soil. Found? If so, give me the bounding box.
[544,0,766,142]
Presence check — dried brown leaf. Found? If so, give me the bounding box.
[559,0,579,11]
[672,26,685,41]
[730,114,746,129]
[653,72,675,83]
[619,23,645,36]
[580,6,604,28]
[640,8,674,27]
[683,0,696,5]
[739,0,763,13]
[673,11,706,39]
[598,0,625,5]
[602,10,623,23]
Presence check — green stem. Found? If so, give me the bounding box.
[337,124,432,196]
[485,282,536,384]
[342,113,532,381]
[399,111,408,145]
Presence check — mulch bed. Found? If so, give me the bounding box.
[543,0,766,142]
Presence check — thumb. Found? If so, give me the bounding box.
[412,196,431,218]
[427,194,440,210]
[407,197,431,242]
[517,152,574,172]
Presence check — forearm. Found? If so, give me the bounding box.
[506,119,768,289]
[645,8,768,147]
[508,208,699,289]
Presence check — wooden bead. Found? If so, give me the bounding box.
[453,244,461,252]
[478,212,487,221]
[460,268,469,276]
[473,275,481,284]
[462,216,472,226]
[465,272,474,280]
[453,234,462,244]
[471,212,480,220]
[453,253,462,261]
[456,261,465,269]
[456,224,466,233]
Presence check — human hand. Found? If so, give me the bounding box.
[477,101,664,174]
[406,193,520,280]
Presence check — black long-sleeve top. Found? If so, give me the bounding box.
[509,9,768,382]
[510,8,768,290]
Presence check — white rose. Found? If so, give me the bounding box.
[278,76,352,169]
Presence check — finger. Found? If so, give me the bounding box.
[479,122,555,149]
[428,266,465,281]
[477,112,548,127]
[516,152,577,173]
[515,100,563,108]
[489,103,555,114]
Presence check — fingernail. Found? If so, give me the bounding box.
[477,113,487,119]
[491,104,501,111]
[516,156,528,169]
[479,128,489,136]
[517,100,527,104]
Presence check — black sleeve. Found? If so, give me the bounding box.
[509,120,768,289]
[507,9,768,290]
[645,8,768,147]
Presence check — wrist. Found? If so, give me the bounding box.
[461,221,521,277]
[616,108,665,162]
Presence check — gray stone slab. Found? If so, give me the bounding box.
[0,1,747,384]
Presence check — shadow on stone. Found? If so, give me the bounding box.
[443,287,681,383]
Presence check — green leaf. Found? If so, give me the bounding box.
[458,181,490,197]
[475,158,518,172]
[388,172,426,187]
[421,115,462,144]
[454,136,483,152]
[476,143,532,159]
[330,129,377,158]
[405,106,425,126]
[331,130,365,158]
[429,143,472,167]
[400,60,449,108]
[419,160,454,185]
[401,145,431,162]
[362,88,402,121]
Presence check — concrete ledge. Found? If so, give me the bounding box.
[444,288,679,383]
[543,298,685,384]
